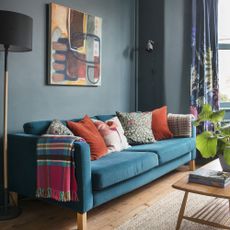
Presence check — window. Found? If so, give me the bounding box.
[218,0,230,109]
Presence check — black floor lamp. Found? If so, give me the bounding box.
[0,10,32,220]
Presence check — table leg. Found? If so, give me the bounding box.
[176,191,189,230]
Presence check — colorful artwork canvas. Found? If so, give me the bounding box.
[48,3,102,86]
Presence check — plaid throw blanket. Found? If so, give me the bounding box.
[36,135,85,202]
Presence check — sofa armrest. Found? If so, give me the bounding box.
[192,120,196,139]
[191,121,196,160]
[73,142,93,212]
[8,133,39,196]
[8,133,93,213]
[167,114,196,160]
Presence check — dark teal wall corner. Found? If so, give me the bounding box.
[138,0,191,114]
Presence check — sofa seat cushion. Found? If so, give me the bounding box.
[91,151,159,190]
[126,138,195,164]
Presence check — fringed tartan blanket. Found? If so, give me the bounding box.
[36,135,85,202]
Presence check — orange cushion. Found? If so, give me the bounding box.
[152,106,173,140]
[67,115,108,160]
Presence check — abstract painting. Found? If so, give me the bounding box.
[48,3,102,86]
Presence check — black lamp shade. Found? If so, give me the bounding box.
[0,10,33,52]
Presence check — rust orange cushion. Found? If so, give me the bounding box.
[152,106,173,140]
[67,115,108,160]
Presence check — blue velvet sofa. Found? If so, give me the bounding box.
[8,114,196,230]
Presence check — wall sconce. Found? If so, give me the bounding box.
[146,40,154,53]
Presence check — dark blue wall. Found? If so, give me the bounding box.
[138,0,191,113]
[0,0,136,136]
[164,0,191,113]
[138,0,165,111]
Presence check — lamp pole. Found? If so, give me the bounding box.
[0,10,32,220]
[3,44,9,209]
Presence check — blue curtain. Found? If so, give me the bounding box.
[190,0,219,117]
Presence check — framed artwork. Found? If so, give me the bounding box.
[48,3,102,86]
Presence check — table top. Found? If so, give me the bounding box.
[172,159,230,199]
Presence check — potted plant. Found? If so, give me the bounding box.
[194,104,230,171]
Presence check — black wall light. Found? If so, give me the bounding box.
[146,40,154,53]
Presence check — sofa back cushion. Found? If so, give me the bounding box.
[96,114,115,122]
[23,117,95,135]
[24,120,56,135]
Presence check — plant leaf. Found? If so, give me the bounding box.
[192,120,200,127]
[198,104,212,121]
[194,104,213,125]
[221,125,230,136]
[217,139,226,155]
[196,131,217,158]
[210,110,225,123]
[224,146,230,165]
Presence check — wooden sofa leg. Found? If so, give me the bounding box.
[9,192,18,206]
[77,212,87,230]
[189,160,196,171]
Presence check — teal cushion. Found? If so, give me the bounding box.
[91,151,159,190]
[96,114,115,121]
[23,120,55,135]
[126,138,195,164]
[93,153,191,207]
[23,117,97,135]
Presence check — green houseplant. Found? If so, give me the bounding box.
[194,104,230,170]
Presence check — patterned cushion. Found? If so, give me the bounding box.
[116,112,156,145]
[92,117,130,152]
[167,113,193,137]
[46,119,74,135]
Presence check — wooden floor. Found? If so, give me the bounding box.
[0,166,190,230]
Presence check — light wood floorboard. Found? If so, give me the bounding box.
[0,166,190,230]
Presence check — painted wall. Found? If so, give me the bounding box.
[0,0,136,136]
[138,0,191,113]
[0,0,135,197]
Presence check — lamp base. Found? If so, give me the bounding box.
[0,205,21,220]
[0,189,21,220]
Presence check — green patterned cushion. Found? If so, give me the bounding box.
[46,119,74,135]
[116,112,156,145]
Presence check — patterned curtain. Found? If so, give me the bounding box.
[190,0,219,118]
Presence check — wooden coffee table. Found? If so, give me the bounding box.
[173,159,230,230]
